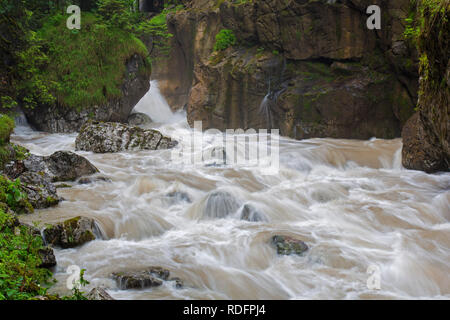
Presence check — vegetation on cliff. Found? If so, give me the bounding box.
[0,0,168,112]
[402,0,449,172]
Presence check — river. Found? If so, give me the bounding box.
[12,81,450,300]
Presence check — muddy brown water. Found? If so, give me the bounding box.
[13,82,450,299]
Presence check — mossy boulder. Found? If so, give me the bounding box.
[19,172,60,210]
[75,121,178,153]
[272,235,308,256]
[43,216,99,249]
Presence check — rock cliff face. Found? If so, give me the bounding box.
[152,0,418,139]
[402,1,449,172]
[23,54,150,133]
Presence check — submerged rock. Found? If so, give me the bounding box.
[77,176,111,184]
[112,267,171,290]
[240,204,267,222]
[127,112,152,126]
[87,287,114,300]
[75,121,178,153]
[43,216,99,248]
[272,235,308,256]
[203,191,241,219]
[170,277,184,289]
[166,191,192,204]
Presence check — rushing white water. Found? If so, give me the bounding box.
[12,82,450,300]
[132,80,184,124]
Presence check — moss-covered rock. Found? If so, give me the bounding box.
[75,121,178,153]
[272,235,308,256]
[43,216,99,249]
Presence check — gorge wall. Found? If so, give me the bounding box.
[152,0,419,140]
[401,1,449,173]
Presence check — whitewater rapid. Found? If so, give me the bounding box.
[12,81,450,300]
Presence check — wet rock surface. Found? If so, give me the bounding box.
[112,267,171,290]
[401,2,449,173]
[203,191,241,219]
[38,246,57,269]
[4,150,98,209]
[166,191,192,204]
[272,235,308,256]
[77,176,111,184]
[19,172,60,209]
[402,113,448,173]
[43,216,99,248]
[240,204,267,222]
[127,112,153,126]
[87,287,114,300]
[75,121,178,153]
[153,0,417,140]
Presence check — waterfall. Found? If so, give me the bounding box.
[259,85,286,129]
[259,57,287,129]
[14,110,29,127]
[132,80,178,123]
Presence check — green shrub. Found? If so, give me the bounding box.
[0,115,14,146]
[214,29,237,51]
[0,208,52,299]
[0,176,33,214]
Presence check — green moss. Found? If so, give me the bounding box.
[0,115,14,146]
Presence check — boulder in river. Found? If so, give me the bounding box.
[166,191,192,204]
[112,267,171,290]
[3,151,98,209]
[43,216,99,248]
[87,287,114,300]
[203,191,241,219]
[5,151,98,182]
[75,121,178,153]
[19,172,60,209]
[127,112,152,126]
[272,235,308,256]
[240,204,268,222]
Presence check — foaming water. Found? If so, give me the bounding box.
[12,83,450,300]
[132,80,185,124]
